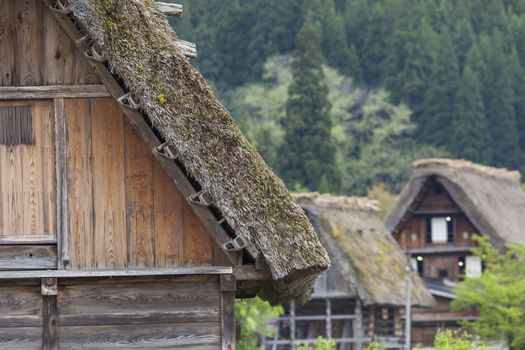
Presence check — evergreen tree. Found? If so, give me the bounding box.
[279,16,340,192]
[417,30,459,148]
[479,33,520,168]
[321,0,353,74]
[452,19,475,72]
[452,63,491,163]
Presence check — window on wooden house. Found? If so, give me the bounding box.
[412,256,424,276]
[426,216,454,243]
[465,255,482,279]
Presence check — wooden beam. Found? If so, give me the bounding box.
[42,283,58,350]
[233,264,271,281]
[221,274,236,350]
[175,39,197,58]
[0,85,110,99]
[0,245,57,270]
[354,299,363,350]
[156,2,183,17]
[0,235,56,245]
[41,0,241,265]
[0,266,232,279]
[54,98,69,269]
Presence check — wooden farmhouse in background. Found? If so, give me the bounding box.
[263,193,434,350]
[0,0,330,349]
[385,158,525,347]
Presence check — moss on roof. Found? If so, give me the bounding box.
[68,0,329,303]
[296,193,434,306]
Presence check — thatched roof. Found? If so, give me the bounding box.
[385,158,525,247]
[295,193,434,307]
[66,0,329,303]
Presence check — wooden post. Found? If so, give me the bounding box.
[42,278,58,350]
[354,299,363,350]
[54,98,69,269]
[326,298,332,339]
[221,274,236,350]
[290,300,296,349]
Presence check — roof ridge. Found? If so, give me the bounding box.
[294,192,379,212]
[413,158,521,183]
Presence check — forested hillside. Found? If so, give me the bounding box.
[168,0,525,195]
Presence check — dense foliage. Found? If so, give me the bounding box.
[170,0,525,193]
[452,236,525,350]
[235,297,283,350]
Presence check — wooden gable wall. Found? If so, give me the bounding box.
[0,0,99,86]
[65,97,230,269]
[0,0,231,270]
[394,180,478,250]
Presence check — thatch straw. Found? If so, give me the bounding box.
[295,193,434,306]
[68,0,329,303]
[386,158,525,247]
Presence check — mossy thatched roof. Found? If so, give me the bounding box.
[385,158,525,247]
[68,0,329,304]
[295,193,434,307]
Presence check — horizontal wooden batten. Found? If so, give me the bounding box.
[0,235,57,245]
[0,266,232,279]
[0,245,57,270]
[0,85,110,99]
[156,2,183,16]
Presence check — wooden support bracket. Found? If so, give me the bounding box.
[41,277,58,296]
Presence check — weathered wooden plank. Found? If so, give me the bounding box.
[55,98,68,268]
[0,327,43,349]
[43,295,58,350]
[43,7,75,84]
[40,1,239,264]
[91,98,127,268]
[221,289,236,349]
[0,0,14,86]
[175,39,197,58]
[153,160,185,267]
[13,0,44,85]
[0,266,232,279]
[39,100,57,238]
[0,285,43,327]
[0,235,56,245]
[65,98,94,269]
[58,281,220,315]
[0,85,110,99]
[59,323,221,349]
[184,199,213,265]
[124,119,155,267]
[156,2,183,16]
[0,245,57,270]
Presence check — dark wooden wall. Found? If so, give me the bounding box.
[0,276,223,349]
[65,97,230,269]
[0,0,99,86]
[394,184,477,250]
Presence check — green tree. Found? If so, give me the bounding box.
[452,236,525,350]
[279,16,340,192]
[452,62,491,163]
[417,29,459,148]
[235,297,283,350]
[478,33,520,168]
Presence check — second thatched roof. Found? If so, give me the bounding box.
[385,158,525,247]
[295,193,434,307]
[66,0,330,304]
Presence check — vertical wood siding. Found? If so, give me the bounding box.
[66,98,229,269]
[0,100,56,238]
[0,0,99,86]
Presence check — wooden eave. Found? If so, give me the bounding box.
[41,0,263,266]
